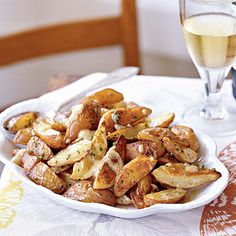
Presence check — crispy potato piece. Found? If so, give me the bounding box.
[115,135,126,162]
[71,156,93,180]
[83,88,124,107]
[70,124,107,180]
[104,107,152,133]
[144,188,187,206]
[157,153,179,165]
[109,100,127,109]
[126,140,166,161]
[28,162,67,194]
[47,140,91,167]
[6,112,37,133]
[171,125,200,152]
[27,136,54,161]
[136,174,152,196]
[11,149,27,166]
[130,190,147,209]
[107,123,147,141]
[21,151,40,173]
[117,195,132,205]
[33,118,66,149]
[146,112,175,128]
[152,163,221,188]
[93,146,124,189]
[65,100,101,143]
[46,118,66,132]
[13,128,34,145]
[114,155,157,197]
[58,172,77,187]
[63,180,116,206]
[162,137,198,163]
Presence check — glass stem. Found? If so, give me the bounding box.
[198,67,227,120]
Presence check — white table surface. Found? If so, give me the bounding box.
[0,75,235,236]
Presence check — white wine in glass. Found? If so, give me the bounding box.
[180,0,236,136]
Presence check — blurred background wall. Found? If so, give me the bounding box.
[0,0,198,107]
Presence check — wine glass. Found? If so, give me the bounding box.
[179,0,236,136]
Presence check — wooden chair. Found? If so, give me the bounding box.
[0,0,140,68]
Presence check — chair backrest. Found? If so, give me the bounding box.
[0,0,140,68]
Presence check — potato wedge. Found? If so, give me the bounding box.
[136,174,152,196]
[93,146,124,189]
[47,140,91,167]
[28,162,67,194]
[65,100,101,143]
[21,151,40,173]
[143,188,187,206]
[33,118,66,149]
[114,155,157,197]
[152,163,221,188]
[146,112,175,128]
[171,125,200,152]
[107,123,147,141]
[6,112,37,133]
[126,140,166,161]
[63,180,116,206]
[46,118,66,132]
[162,137,198,163]
[117,195,132,205]
[13,128,34,145]
[130,189,147,209]
[51,165,72,174]
[115,135,126,162]
[83,88,124,107]
[104,107,152,133]
[27,136,54,161]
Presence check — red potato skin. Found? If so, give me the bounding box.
[115,135,126,162]
[21,151,40,173]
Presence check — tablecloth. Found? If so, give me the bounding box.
[0,75,235,236]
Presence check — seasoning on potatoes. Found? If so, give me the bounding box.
[13,128,35,145]
[28,162,67,194]
[6,112,37,133]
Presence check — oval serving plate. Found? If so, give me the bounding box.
[0,73,229,219]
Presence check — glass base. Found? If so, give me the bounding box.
[182,105,236,137]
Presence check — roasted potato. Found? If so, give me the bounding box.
[5,112,37,133]
[13,128,34,145]
[28,162,67,194]
[114,155,157,197]
[51,165,72,174]
[152,163,221,188]
[21,151,40,173]
[93,146,124,189]
[136,174,152,196]
[83,88,124,107]
[63,180,116,206]
[33,118,66,149]
[65,100,101,143]
[126,140,166,161]
[46,118,66,132]
[58,172,77,187]
[143,188,187,206]
[171,125,200,152]
[162,137,198,163]
[146,112,175,128]
[47,140,91,166]
[107,123,147,141]
[103,107,152,133]
[27,136,54,161]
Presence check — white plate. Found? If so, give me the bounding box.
[0,73,229,218]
